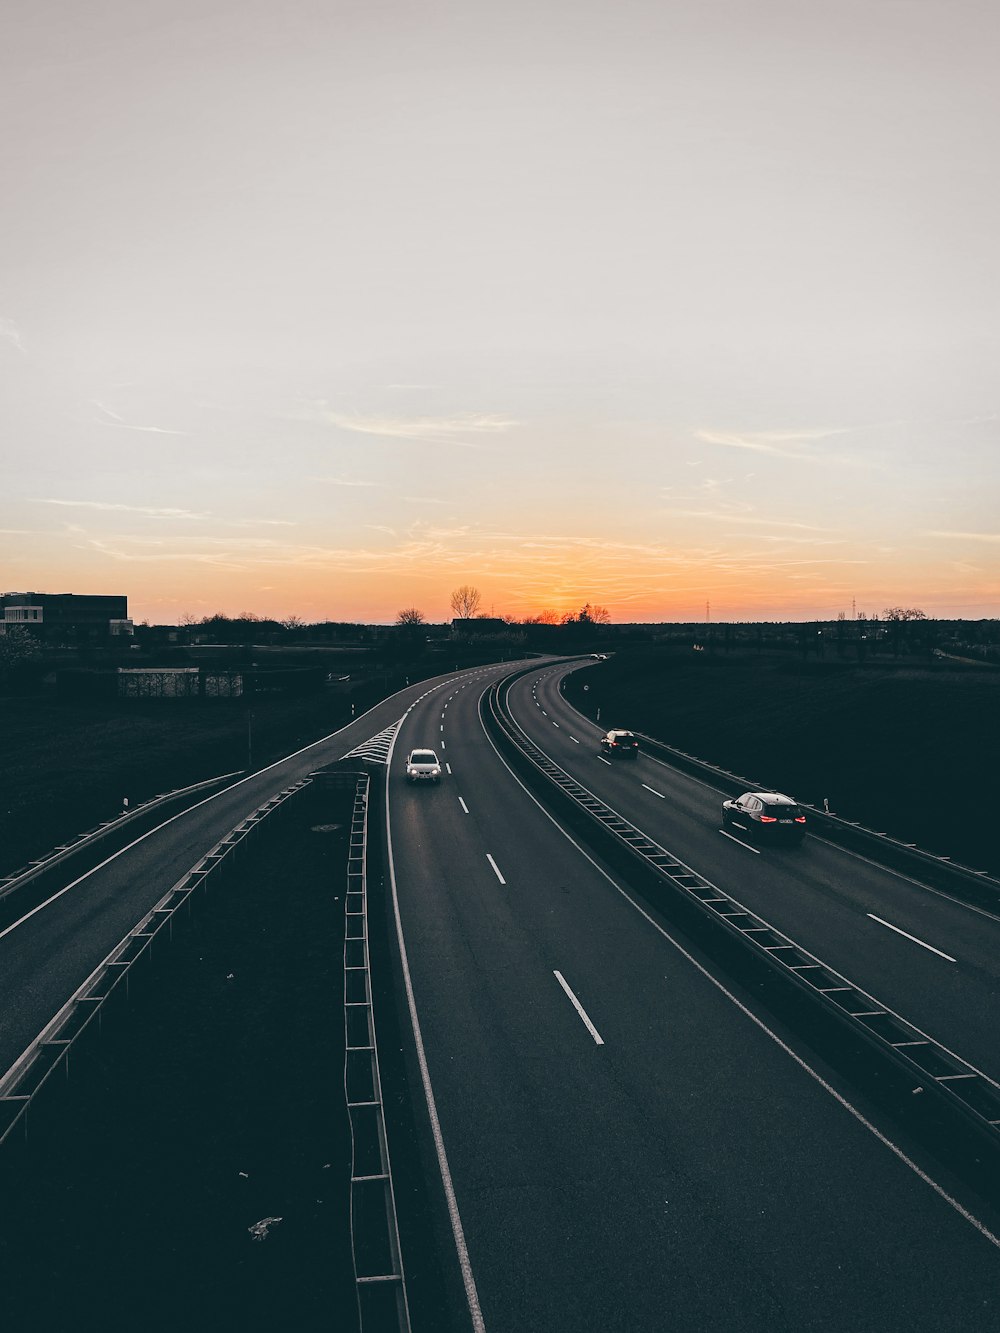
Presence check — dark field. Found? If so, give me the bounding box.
[0,675,397,881]
[4,647,997,886]
[564,646,1000,878]
[0,781,357,1332]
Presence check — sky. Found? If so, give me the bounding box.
[2,0,998,625]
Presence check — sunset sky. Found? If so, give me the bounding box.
[2,0,998,624]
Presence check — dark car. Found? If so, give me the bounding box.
[600,729,639,759]
[722,792,806,842]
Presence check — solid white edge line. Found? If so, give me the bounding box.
[867,914,957,963]
[479,672,1000,1252]
[384,725,486,1332]
[486,853,506,884]
[553,971,604,1045]
[641,783,664,799]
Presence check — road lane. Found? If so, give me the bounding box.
[510,663,1000,1089]
[0,662,536,1081]
[385,667,1000,1332]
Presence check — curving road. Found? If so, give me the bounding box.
[6,657,1000,1331]
[385,660,1000,1332]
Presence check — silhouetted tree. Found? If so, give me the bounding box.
[450,585,482,619]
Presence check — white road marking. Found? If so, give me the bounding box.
[598,756,612,766]
[383,739,486,1332]
[479,707,1000,1252]
[553,721,560,728]
[719,828,760,854]
[570,736,579,744]
[541,710,547,716]
[553,971,605,1045]
[446,762,452,775]
[486,854,506,884]
[458,797,469,814]
[641,783,664,799]
[867,914,957,962]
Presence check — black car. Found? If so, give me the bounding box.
[600,729,639,759]
[722,791,806,841]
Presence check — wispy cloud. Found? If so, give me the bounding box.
[928,529,1000,543]
[402,495,449,505]
[695,427,852,459]
[37,498,208,519]
[92,401,189,436]
[0,316,25,353]
[319,412,519,448]
[664,507,836,532]
[317,476,382,488]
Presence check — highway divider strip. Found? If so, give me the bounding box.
[0,779,308,1150]
[484,668,1000,1151]
[342,769,413,1333]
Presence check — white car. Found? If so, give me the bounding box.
[406,748,442,783]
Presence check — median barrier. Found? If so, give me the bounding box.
[484,669,1000,1176]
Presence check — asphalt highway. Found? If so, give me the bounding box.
[0,662,528,1083]
[514,663,1000,1089]
[386,662,1000,1331]
[5,657,1000,1331]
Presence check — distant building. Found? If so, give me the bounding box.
[1,591,132,642]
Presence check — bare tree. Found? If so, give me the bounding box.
[396,607,426,626]
[590,604,612,624]
[280,615,305,630]
[450,585,482,619]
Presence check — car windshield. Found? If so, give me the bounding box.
[410,751,437,763]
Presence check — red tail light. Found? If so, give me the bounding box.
[759,815,777,823]
[795,816,806,824]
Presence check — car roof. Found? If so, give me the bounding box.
[609,729,635,737]
[408,749,439,759]
[750,792,797,805]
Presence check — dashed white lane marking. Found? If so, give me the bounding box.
[719,828,760,854]
[641,783,664,798]
[446,762,452,774]
[570,736,579,744]
[867,914,957,962]
[486,854,506,884]
[553,971,605,1046]
[458,797,469,815]
[553,721,560,728]
[598,756,612,766]
[541,710,547,716]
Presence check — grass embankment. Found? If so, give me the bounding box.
[564,647,999,877]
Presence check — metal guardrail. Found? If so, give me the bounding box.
[0,770,243,907]
[343,771,412,1333]
[0,779,308,1149]
[484,670,1000,1149]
